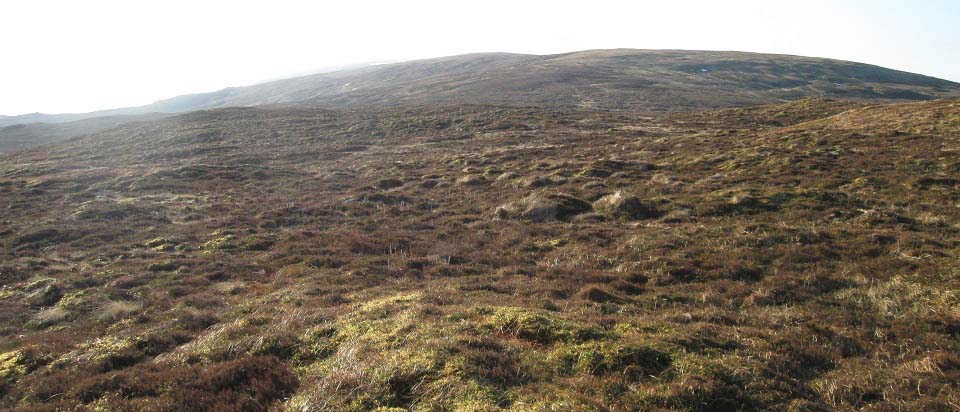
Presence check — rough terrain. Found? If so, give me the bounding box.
[1,98,958,411]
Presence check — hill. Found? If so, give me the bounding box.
[2,49,958,128]
[1,98,958,411]
[0,113,171,154]
[3,49,958,155]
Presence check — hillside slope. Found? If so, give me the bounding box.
[3,49,958,129]
[0,113,171,154]
[1,99,958,411]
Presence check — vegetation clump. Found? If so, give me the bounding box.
[201,234,237,253]
[495,192,592,222]
[0,350,36,389]
[374,178,404,190]
[10,228,65,248]
[550,341,672,378]
[24,278,63,307]
[575,159,626,178]
[144,237,179,251]
[457,174,487,185]
[592,190,660,220]
[480,307,604,344]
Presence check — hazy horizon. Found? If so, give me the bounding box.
[2,0,958,116]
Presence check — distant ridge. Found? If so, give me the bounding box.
[2,49,958,130]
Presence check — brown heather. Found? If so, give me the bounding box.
[0,98,958,411]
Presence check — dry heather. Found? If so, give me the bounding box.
[0,98,958,411]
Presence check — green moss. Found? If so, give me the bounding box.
[0,288,16,299]
[480,307,605,345]
[201,235,237,254]
[512,388,603,412]
[621,348,758,409]
[24,277,57,290]
[446,379,503,412]
[55,289,103,312]
[54,335,144,372]
[334,309,422,349]
[0,351,31,382]
[296,325,339,364]
[144,237,178,251]
[549,341,672,378]
[143,237,167,248]
[359,292,422,312]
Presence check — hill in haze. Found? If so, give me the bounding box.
[2,49,959,130]
[0,113,171,154]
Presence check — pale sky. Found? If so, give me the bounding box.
[1,0,958,116]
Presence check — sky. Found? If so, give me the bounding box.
[1,0,958,116]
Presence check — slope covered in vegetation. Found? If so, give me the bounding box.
[3,49,959,130]
[0,98,958,411]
